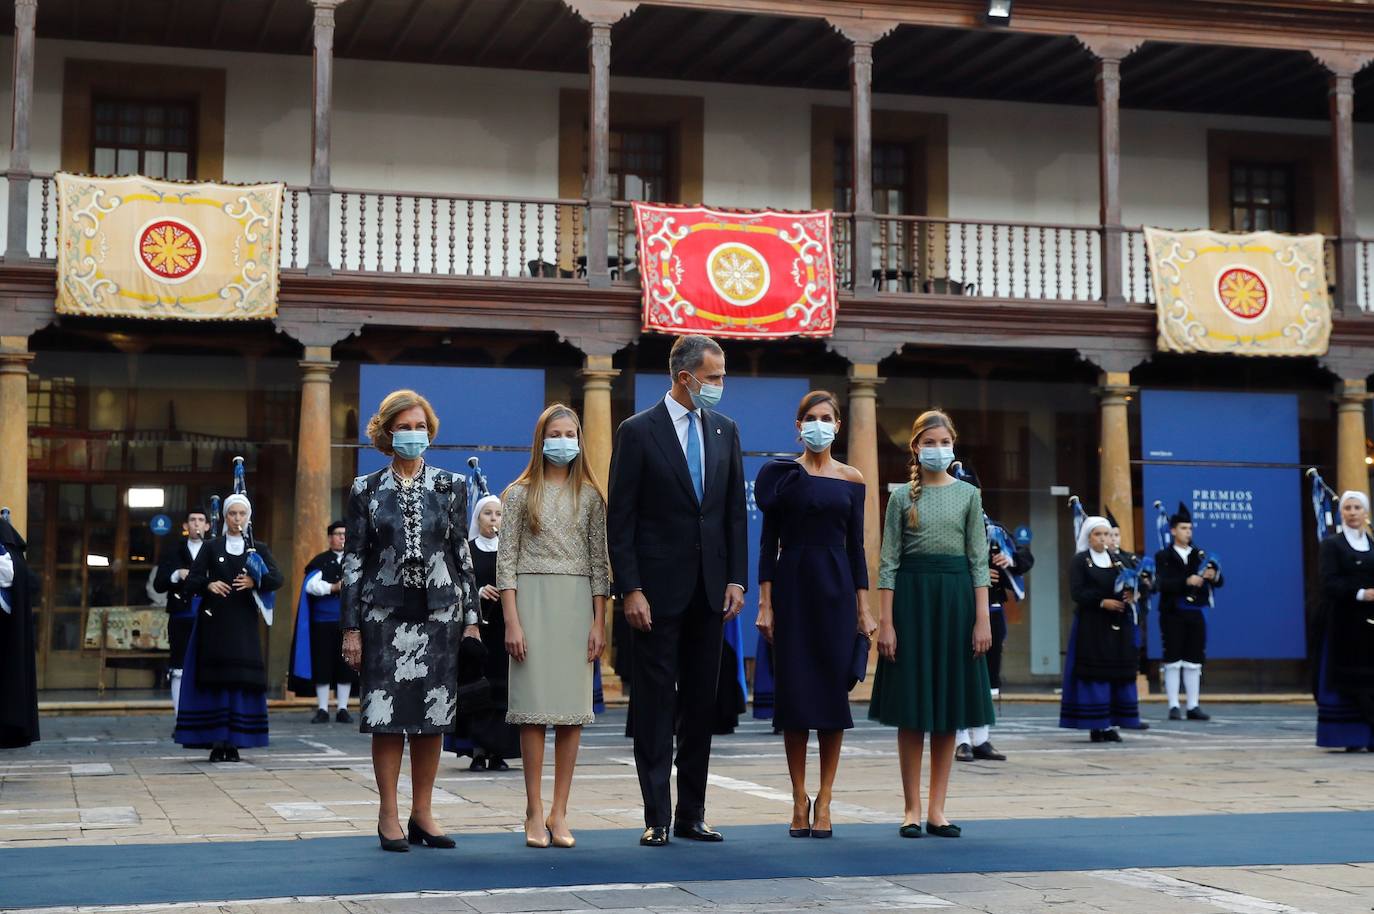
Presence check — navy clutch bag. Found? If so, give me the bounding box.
[848,634,871,691]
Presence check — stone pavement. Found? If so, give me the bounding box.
[2,703,1373,913]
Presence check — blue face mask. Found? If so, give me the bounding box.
[392,429,429,460]
[918,445,956,472]
[800,420,837,453]
[542,436,580,467]
[687,373,724,410]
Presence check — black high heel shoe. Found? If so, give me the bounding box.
[789,797,811,838]
[378,827,409,852]
[810,800,832,840]
[407,818,456,849]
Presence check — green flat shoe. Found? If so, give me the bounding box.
[899,822,924,839]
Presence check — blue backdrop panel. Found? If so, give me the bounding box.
[358,365,544,496]
[1141,390,1304,660]
[632,376,811,658]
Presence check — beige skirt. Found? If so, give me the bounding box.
[506,573,595,726]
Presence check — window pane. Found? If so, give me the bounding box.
[120,103,142,123]
[168,127,189,147]
[166,152,189,180]
[146,105,165,124]
[144,150,165,178]
[1254,209,1270,231]
[94,124,116,143]
[93,147,116,175]
[1275,210,1291,232]
[1252,185,1271,205]
[146,125,165,145]
[95,102,117,122]
[1232,207,1251,231]
[169,106,189,125]
[120,125,142,144]
[116,149,139,174]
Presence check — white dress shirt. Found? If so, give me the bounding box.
[663,392,707,486]
[305,550,344,596]
[170,539,204,584]
[1173,544,1192,564]
[0,552,13,589]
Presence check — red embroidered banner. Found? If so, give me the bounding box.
[633,203,837,339]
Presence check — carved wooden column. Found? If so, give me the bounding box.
[5,0,38,262]
[579,354,620,491]
[0,337,34,536]
[828,18,895,299]
[1336,378,1371,497]
[1315,52,1372,313]
[1080,36,1140,308]
[308,0,346,276]
[847,363,885,586]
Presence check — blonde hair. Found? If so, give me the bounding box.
[906,408,957,529]
[505,403,605,536]
[366,389,440,456]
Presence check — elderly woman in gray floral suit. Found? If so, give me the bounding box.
[342,389,480,853]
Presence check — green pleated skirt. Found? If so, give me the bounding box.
[869,554,996,733]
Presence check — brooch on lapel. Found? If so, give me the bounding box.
[715,428,721,435]
[434,476,452,494]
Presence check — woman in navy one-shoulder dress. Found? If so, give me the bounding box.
[756,390,877,840]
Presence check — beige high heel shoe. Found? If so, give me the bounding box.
[524,819,551,848]
[546,819,575,848]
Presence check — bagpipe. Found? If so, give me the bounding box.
[467,455,492,503]
[1154,499,1220,606]
[209,495,221,543]
[1307,467,1337,544]
[228,456,275,624]
[951,462,1025,600]
[1067,494,1143,608]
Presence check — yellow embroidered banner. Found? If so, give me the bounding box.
[55,173,283,320]
[1145,227,1331,356]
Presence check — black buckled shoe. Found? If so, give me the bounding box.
[336,708,353,724]
[972,742,1006,761]
[1186,706,1211,721]
[1168,707,1183,721]
[673,820,723,842]
[955,742,974,762]
[311,708,330,724]
[639,826,669,847]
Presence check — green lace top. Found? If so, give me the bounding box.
[878,478,990,590]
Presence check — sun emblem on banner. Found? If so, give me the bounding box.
[136,218,206,284]
[1214,265,1269,322]
[707,242,770,307]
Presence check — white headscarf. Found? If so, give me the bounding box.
[221,494,251,555]
[1339,490,1371,551]
[222,493,252,523]
[468,494,501,553]
[1077,515,1112,562]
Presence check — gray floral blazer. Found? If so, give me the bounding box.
[340,464,479,629]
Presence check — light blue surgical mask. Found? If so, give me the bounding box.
[542,436,580,466]
[918,445,956,472]
[687,373,724,410]
[800,420,837,453]
[391,429,429,460]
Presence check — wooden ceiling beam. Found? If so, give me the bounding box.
[884,29,985,88]
[472,0,530,65]
[1145,50,1300,110]
[386,0,429,58]
[117,0,131,42]
[254,0,283,52]
[678,16,780,81]
[666,13,751,79]
[728,17,820,83]
[209,0,231,47]
[512,4,573,68]
[936,33,1037,88]
[959,37,1076,97]
[1118,44,1199,97]
[602,7,681,72]
[427,0,478,64]
[341,0,381,57]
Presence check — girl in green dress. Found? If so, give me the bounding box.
[871,409,994,838]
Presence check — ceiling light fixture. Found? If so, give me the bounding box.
[986,0,1013,26]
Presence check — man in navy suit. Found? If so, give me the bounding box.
[608,334,748,847]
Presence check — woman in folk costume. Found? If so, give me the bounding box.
[450,492,521,770]
[498,404,610,849]
[0,511,40,749]
[1315,491,1374,751]
[1059,515,1143,742]
[173,494,283,762]
[869,409,993,839]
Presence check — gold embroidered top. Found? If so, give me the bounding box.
[496,481,611,597]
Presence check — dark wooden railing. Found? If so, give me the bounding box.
[8,171,57,261]
[1359,239,1373,312]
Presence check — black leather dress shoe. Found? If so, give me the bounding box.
[673,821,723,842]
[1168,707,1183,721]
[639,826,669,847]
[1187,706,1211,721]
[311,708,329,724]
[954,742,974,762]
[972,742,1006,761]
[335,708,353,724]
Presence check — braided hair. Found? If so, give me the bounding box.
[906,408,957,529]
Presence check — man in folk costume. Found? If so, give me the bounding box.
[0,510,40,749]
[1154,502,1223,721]
[289,521,357,723]
[153,507,211,717]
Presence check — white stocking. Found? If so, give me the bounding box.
[1163,662,1183,709]
[335,681,351,707]
[1182,663,1202,710]
[170,669,183,717]
[955,729,971,746]
[969,725,991,747]
[315,684,331,711]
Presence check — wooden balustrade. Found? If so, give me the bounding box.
[1358,239,1373,312]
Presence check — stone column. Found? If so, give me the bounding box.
[1079,36,1140,307]
[1336,378,1370,497]
[5,0,38,262]
[847,363,884,588]
[0,337,34,537]
[1097,370,1137,554]
[307,0,346,276]
[579,354,619,490]
[585,21,612,289]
